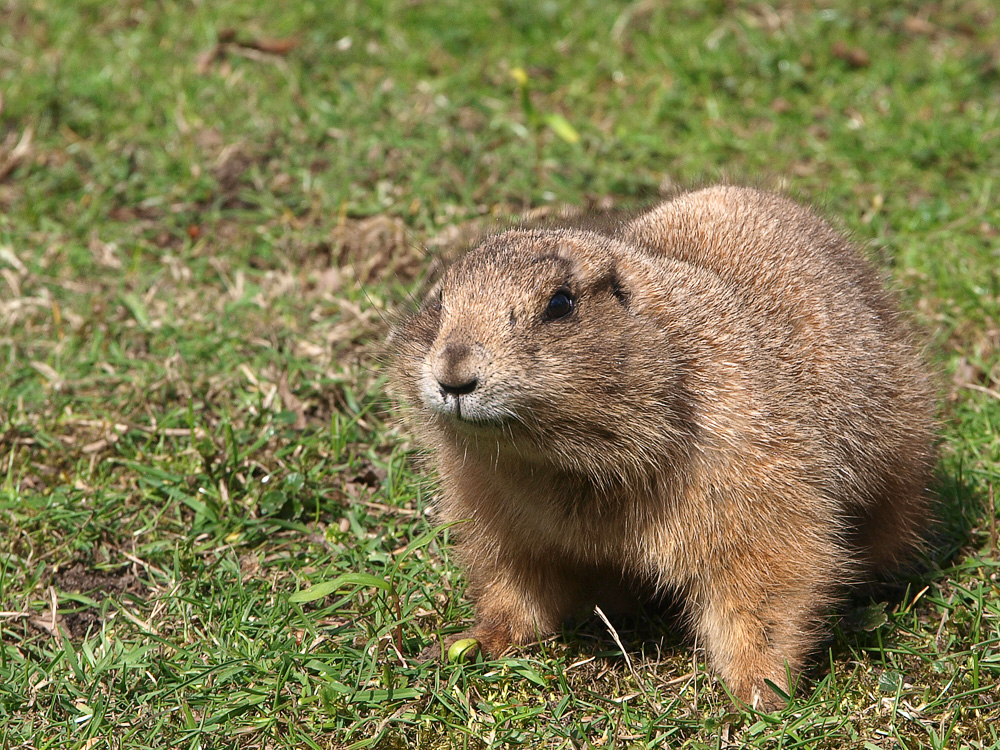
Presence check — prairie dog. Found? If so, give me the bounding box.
[388,186,937,709]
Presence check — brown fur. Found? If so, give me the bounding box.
[388,186,938,709]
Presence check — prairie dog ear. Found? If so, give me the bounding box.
[584,261,627,306]
[588,257,632,310]
[607,265,630,309]
[423,283,443,312]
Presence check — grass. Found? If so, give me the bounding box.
[1,0,999,747]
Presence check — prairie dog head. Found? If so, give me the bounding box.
[391,228,691,474]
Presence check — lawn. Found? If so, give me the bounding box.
[1,0,999,747]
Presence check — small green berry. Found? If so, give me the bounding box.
[447,638,480,663]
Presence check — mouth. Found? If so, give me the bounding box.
[425,392,513,430]
[435,400,503,426]
[443,392,467,420]
[420,374,509,426]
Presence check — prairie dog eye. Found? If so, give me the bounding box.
[544,290,574,320]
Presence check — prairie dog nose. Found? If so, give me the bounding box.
[439,375,478,396]
[434,341,480,396]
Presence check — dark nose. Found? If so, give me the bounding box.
[436,341,479,396]
[438,375,478,396]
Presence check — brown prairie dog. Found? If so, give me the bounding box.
[389,185,937,709]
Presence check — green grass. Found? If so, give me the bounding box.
[1,0,999,747]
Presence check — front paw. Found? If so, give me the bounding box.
[471,622,517,657]
[728,674,789,712]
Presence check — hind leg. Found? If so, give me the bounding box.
[686,548,843,710]
[852,479,930,572]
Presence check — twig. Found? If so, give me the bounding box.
[360,500,418,517]
[661,671,697,687]
[48,586,58,635]
[114,602,156,635]
[693,636,699,711]
[594,605,665,713]
[935,592,955,646]
[121,550,173,583]
[962,382,1000,401]
[594,605,640,683]
[990,484,997,556]
[0,127,32,182]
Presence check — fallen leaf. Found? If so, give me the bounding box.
[903,16,936,35]
[244,37,298,55]
[831,40,870,68]
[770,97,791,114]
[0,127,33,182]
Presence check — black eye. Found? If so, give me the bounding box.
[545,290,574,320]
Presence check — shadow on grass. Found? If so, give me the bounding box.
[550,466,992,705]
[825,467,989,689]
